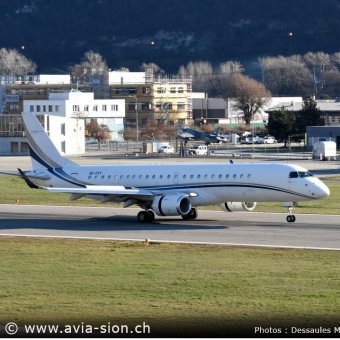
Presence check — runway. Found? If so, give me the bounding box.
[0,204,340,250]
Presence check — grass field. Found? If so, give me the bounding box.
[0,175,339,215]
[1,237,340,335]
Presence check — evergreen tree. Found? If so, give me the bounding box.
[267,107,296,147]
[296,96,325,133]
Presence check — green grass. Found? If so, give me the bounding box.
[1,175,339,215]
[1,238,340,332]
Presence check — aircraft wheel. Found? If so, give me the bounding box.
[137,211,149,223]
[286,215,296,223]
[147,210,155,222]
[182,208,197,220]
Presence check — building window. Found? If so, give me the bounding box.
[84,105,89,112]
[178,87,184,93]
[55,105,59,112]
[73,105,80,112]
[177,103,185,110]
[93,105,98,111]
[102,105,107,111]
[36,105,40,112]
[157,87,166,93]
[61,141,65,153]
[111,104,118,111]
[170,87,176,93]
[30,105,34,112]
[143,87,151,95]
[48,105,53,112]
[61,123,65,135]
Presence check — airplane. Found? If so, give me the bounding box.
[3,112,330,224]
[177,127,227,145]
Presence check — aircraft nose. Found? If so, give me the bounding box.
[316,181,330,198]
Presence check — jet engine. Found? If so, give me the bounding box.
[152,194,192,216]
[220,202,257,212]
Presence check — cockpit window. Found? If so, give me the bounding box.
[289,171,299,178]
[298,171,313,178]
[289,171,313,178]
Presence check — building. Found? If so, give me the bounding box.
[0,74,73,115]
[192,96,303,127]
[108,70,192,127]
[306,125,340,149]
[0,90,125,155]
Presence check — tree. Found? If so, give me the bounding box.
[296,96,325,133]
[86,119,111,149]
[267,107,296,147]
[0,48,37,76]
[69,50,108,84]
[259,55,313,96]
[226,74,271,125]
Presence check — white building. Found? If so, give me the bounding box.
[20,90,125,155]
[108,71,146,85]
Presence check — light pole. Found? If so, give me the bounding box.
[128,95,139,142]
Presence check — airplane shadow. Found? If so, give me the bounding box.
[0,215,229,232]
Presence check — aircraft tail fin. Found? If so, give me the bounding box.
[22,112,77,170]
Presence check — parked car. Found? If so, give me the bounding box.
[240,136,252,144]
[188,145,208,155]
[263,136,277,144]
[158,145,175,154]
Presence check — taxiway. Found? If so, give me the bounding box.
[0,204,339,250]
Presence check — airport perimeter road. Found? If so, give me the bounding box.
[0,204,339,250]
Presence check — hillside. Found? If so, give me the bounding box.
[1,0,340,73]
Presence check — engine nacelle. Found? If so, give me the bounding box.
[152,194,192,216]
[220,202,257,212]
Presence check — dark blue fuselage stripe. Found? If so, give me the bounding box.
[141,183,314,200]
[29,145,86,188]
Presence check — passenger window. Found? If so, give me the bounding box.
[240,174,244,179]
[101,175,105,179]
[218,174,222,179]
[139,175,142,179]
[152,175,156,179]
[160,174,163,179]
[88,175,91,180]
[114,175,118,180]
[146,175,149,179]
[183,174,187,179]
[197,174,201,179]
[132,175,135,179]
[211,174,215,179]
[204,174,208,179]
[120,175,124,179]
[233,174,237,179]
[108,175,111,179]
[289,171,299,178]
[190,174,194,179]
[247,174,251,178]
[127,175,130,179]
[167,174,171,179]
[226,174,229,179]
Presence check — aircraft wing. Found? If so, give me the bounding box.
[47,185,155,203]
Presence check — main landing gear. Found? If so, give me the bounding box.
[181,208,198,220]
[137,210,155,223]
[286,206,296,223]
[136,208,198,223]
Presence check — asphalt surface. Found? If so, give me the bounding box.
[1,204,339,250]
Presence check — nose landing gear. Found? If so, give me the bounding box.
[286,206,296,223]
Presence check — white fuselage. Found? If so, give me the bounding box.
[30,162,330,206]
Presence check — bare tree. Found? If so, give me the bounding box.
[259,55,312,96]
[139,62,165,76]
[303,51,331,96]
[178,61,214,92]
[69,50,108,84]
[226,74,271,125]
[0,48,37,76]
